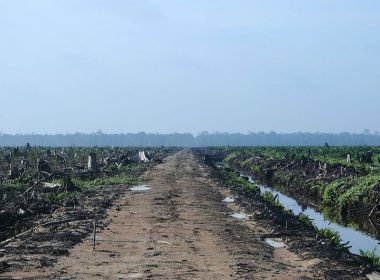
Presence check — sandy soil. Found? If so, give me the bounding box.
[1,150,368,279]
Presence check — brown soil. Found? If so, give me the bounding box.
[0,150,369,279]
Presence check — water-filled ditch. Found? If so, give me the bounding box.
[240,171,380,255]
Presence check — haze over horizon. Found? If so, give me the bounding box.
[1,1,379,135]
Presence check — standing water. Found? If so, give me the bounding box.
[130,185,152,191]
[239,172,380,256]
[223,196,235,203]
[231,212,250,220]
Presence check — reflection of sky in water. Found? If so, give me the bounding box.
[223,196,235,203]
[265,238,286,248]
[130,185,151,191]
[231,212,249,220]
[240,174,380,255]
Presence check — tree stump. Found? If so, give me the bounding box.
[87,153,98,172]
[346,153,351,164]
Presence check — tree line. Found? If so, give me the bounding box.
[0,132,380,147]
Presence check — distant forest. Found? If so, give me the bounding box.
[0,132,380,147]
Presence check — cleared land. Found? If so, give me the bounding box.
[1,149,373,279]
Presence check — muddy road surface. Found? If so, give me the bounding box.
[2,150,370,279]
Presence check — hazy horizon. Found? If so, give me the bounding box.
[2,131,380,147]
[1,1,379,134]
[0,130,379,136]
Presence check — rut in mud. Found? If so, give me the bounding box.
[1,150,371,279]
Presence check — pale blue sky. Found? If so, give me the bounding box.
[0,1,379,134]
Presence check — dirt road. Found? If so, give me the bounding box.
[3,150,368,279]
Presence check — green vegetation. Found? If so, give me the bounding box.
[240,157,254,168]
[223,146,380,221]
[298,213,314,228]
[1,181,24,191]
[224,168,285,209]
[322,174,380,213]
[224,165,350,252]
[223,146,380,168]
[222,146,380,257]
[360,248,380,268]
[261,191,283,209]
[317,227,348,251]
[73,174,141,190]
[273,170,293,184]
[226,172,259,193]
[50,163,145,193]
[49,191,80,203]
[0,146,160,204]
[224,152,238,162]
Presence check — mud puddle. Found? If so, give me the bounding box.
[367,272,380,280]
[231,212,250,220]
[223,196,235,203]
[265,238,286,248]
[130,185,151,192]
[237,172,380,256]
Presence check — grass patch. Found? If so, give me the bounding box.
[261,191,283,209]
[322,174,380,213]
[274,170,292,183]
[229,175,259,193]
[224,152,238,162]
[73,174,141,190]
[73,163,145,190]
[322,179,346,204]
[49,191,80,202]
[317,227,348,251]
[299,213,314,228]
[359,248,380,268]
[241,157,254,168]
[337,175,380,207]
[0,181,24,191]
